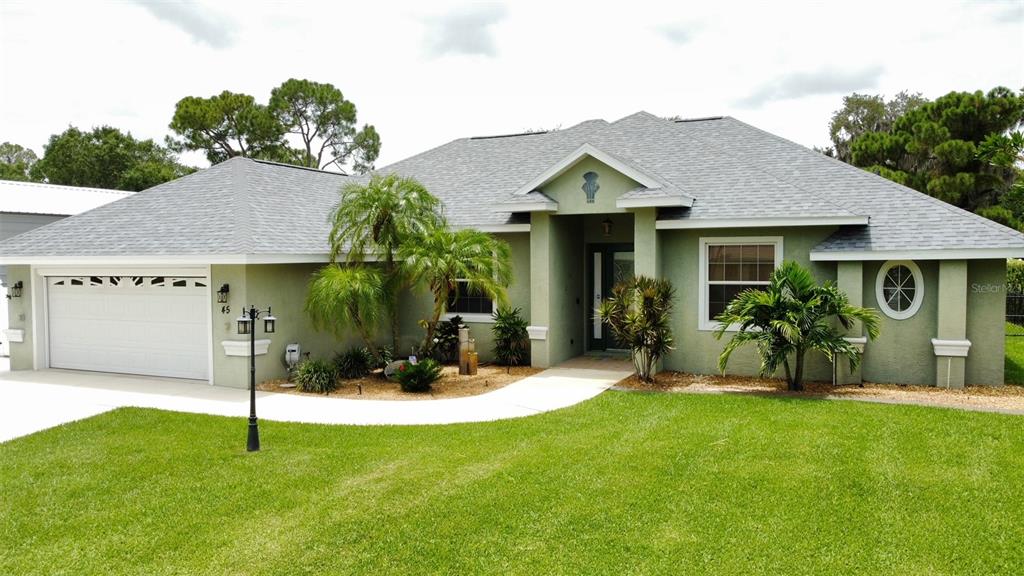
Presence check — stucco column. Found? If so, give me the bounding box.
[836,261,864,385]
[632,208,662,374]
[633,208,660,278]
[933,260,970,388]
[528,212,553,368]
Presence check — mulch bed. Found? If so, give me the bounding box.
[259,364,541,401]
[615,371,1024,413]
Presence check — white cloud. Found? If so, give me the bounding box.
[736,65,886,108]
[131,0,235,49]
[0,0,1021,169]
[423,3,508,58]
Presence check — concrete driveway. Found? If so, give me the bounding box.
[0,358,633,442]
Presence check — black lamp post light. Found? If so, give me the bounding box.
[236,305,276,452]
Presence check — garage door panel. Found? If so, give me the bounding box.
[47,276,208,380]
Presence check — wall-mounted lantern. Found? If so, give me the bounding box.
[5,281,23,299]
[601,218,613,238]
[217,284,230,304]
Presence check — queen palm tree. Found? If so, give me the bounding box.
[304,265,385,358]
[399,228,512,350]
[328,173,443,350]
[714,260,880,391]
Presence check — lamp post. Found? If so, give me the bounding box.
[236,305,276,452]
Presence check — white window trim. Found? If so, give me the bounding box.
[443,280,497,324]
[698,236,784,332]
[875,260,924,320]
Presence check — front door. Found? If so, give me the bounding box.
[587,244,635,351]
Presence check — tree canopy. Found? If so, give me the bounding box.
[31,126,193,191]
[0,142,39,182]
[169,79,380,173]
[832,87,1024,223]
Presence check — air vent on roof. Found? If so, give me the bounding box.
[469,131,549,140]
[673,116,725,123]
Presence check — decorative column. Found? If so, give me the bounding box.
[528,212,552,367]
[836,261,865,385]
[633,208,660,278]
[933,260,970,388]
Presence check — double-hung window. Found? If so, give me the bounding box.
[699,237,783,330]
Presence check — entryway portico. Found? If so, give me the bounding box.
[494,143,683,368]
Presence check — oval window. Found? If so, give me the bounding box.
[875,260,924,320]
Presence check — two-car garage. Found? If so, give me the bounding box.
[45,275,209,381]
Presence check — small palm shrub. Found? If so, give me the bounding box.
[396,359,442,393]
[294,358,339,394]
[334,347,373,379]
[492,306,529,369]
[597,276,675,382]
[714,260,880,391]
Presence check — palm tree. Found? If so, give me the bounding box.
[328,173,443,350]
[714,260,880,391]
[597,276,675,382]
[305,265,385,358]
[399,228,512,350]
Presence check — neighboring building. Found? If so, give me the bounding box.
[0,180,132,357]
[0,112,1019,387]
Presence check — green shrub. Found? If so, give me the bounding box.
[429,316,462,364]
[334,347,373,379]
[294,359,339,394]
[395,359,442,393]
[1008,259,1024,294]
[374,345,394,370]
[492,306,529,368]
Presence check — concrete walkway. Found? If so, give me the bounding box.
[0,357,633,442]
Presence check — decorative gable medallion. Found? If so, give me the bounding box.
[582,171,599,203]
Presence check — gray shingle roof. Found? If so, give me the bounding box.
[2,111,1021,259]
[0,158,350,257]
[671,116,1024,253]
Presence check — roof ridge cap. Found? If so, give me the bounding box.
[232,156,253,254]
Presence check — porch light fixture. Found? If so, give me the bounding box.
[601,218,613,238]
[217,284,230,304]
[6,280,23,299]
[236,304,279,452]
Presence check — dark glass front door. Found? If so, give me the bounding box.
[587,243,635,351]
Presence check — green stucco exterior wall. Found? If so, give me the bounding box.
[4,265,33,370]
[211,263,369,389]
[862,260,939,386]
[660,226,839,380]
[541,156,639,215]
[965,259,1006,385]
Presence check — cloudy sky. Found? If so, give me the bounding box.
[1,0,1022,169]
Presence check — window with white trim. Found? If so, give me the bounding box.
[446,281,495,316]
[875,260,923,320]
[699,237,783,330]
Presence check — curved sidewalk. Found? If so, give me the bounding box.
[0,358,634,441]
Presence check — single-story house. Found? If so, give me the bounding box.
[1,112,1018,388]
[0,180,132,357]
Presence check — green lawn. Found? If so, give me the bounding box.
[2,394,1022,575]
[1007,323,1024,384]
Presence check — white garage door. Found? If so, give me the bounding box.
[47,276,208,380]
